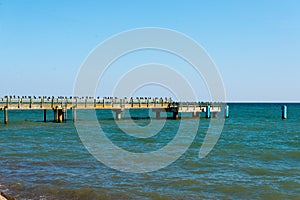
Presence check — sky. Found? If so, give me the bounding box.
[0,0,299,102]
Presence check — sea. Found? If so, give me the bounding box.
[0,103,299,199]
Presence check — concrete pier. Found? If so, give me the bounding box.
[282,105,287,119]
[116,112,121,120]
[212,112,218,118]
[53,107,64,123]
[62,107,66,122]
[156,111,160,119]
[54,107,58,123]
[44,109,47,122]
[114,110,122,120]
[73,107,77,122]
[225,105,230,118]
[206,105,211,118]
[172,112,179,119]
[192,112,199,118]
[4,106,8,124]
[0,97,223,123]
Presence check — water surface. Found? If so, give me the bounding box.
[0,103,299,199]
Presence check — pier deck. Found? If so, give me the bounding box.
[0,97,222,123]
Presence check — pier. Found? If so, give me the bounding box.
[0,96,223,123]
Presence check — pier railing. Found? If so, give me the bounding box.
[0,96,221,111]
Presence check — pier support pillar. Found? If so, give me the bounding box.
[212,112,218,118]
[113,109,123,120]
[54,107,59,123]
[116,112,121,120]
[4,106,8,124]
[172,112,179,120]
[53,107,64,123]
[54,108,57,122]
[156,111,160,119]
[206,105,211,118]
[73,108,77,122]
[44,109,47,122]
[282,105,287,119]
[225,105,230,118]
[62,107,66,122]
[192,112,199,118]
[59,109,63,122]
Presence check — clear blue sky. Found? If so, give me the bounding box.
[0,0,299,102]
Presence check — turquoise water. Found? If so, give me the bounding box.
[0,104,299,199]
